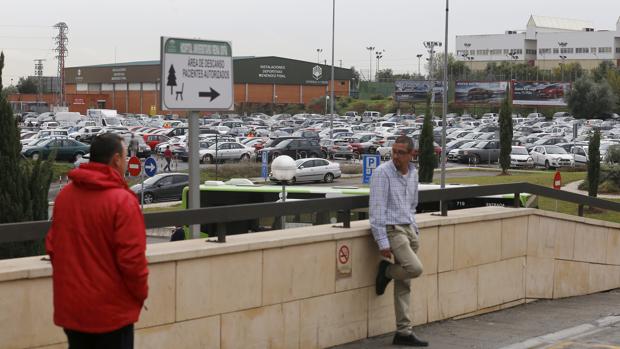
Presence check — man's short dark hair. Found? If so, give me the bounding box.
[89,133,124,164]
[395,135,414,151]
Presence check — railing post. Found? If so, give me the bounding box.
[514,192,521,208]
[440,201,448,216]
[578,204,584,217]
[216,223,226,243]
[337,209,351,228]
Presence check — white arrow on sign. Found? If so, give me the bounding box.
[145,163,156,172]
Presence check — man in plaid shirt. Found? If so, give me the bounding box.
[370,135,427,347]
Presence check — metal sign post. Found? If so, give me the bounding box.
[161,36,234,239]
[140,173,145,211]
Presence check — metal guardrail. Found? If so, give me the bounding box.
[0,182,619,244]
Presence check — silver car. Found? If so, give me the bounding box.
[199,142,253,163]
[272,158,341,184]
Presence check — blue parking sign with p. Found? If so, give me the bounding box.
[261,151,269,179]
[362,154,381,184]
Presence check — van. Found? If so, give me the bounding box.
[362,111,381,122]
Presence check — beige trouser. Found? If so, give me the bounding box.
[385,224,424,334]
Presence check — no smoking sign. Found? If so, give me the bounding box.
[336,241,352,277]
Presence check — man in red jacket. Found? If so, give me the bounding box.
[46,133,149,349]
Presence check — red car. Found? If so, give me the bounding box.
[412,141,442,161]
[143,134,170,150]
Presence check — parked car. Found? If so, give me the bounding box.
[130,173,189,204]
[69,126,103,141]
[510,146,534,168]
[570,145,589,167]
[270,158,341,184]
[199,142,253,163]
[320,139,354,159]
[529,145,575,169]
[457,140,501,164]
[143,134,171,150]
[258,138,323,162]
[21,137,90,162]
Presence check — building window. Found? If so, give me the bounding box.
[476,49,489,55]
[560,47,573,54]
[490,49,502,55]
[553,48,559,54]
[575,47,589,54]
[616,47,620,53]
[539,48,552,54]
[598,47,612,53]
[526,49,536,55]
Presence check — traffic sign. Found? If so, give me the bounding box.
[553,170,562,190]
[144,157,158,177]
[128,156,141,177]
[160,37,234,111]
[362,154,381,184]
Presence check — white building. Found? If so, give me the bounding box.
[455,15,620,72]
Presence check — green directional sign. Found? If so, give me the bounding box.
[160,37,234,111]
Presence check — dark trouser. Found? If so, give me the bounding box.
[64,324,134,349]
[164,158,171,171]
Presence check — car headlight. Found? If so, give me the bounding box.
[527,157,533,162]
[463,151,468,155]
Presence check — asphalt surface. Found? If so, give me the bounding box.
[333,290,620,349]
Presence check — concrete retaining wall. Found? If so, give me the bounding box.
[1,207,619,349]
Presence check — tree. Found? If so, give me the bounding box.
[0,52,54,259]
[418,93,437,183]
[427,53,471,81]
[498,87,513,175]
[375,69,393,81]
[166,64,177,94]
[605,69,620,113]
[1,85,17,99]
[591,60,616,82]
[16,76,38,94]
[587,130,601,198]
[566,77,617,119]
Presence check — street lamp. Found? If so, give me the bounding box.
[316,48,323,64]
[423,41,442,80]
[375,50,384,80]
[416,54,423,76]
[366,46,375,81]
[559,55,567,81]
[507,51,519,79]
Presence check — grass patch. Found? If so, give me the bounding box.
[51,162,75,180]
[201,162,263,182]
[434,170,620,224]
[143,202,184,213]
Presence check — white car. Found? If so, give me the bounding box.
[271,158,341,184]
[529,145,575,169]
[376,140,395,160]
[69,126,103,141]
[510,146,534,168]
[199,142,252,163]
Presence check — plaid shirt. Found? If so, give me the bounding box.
[369,161,419,250]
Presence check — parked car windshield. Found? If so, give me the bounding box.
[511,148,529,155]
[545,146,567,154]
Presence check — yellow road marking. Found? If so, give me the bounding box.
[547,341,620,349]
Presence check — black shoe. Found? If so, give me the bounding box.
[393,332,429,347]
[375,260,392,295]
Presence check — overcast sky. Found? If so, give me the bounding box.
[1,0,619,85]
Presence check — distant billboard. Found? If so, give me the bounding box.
[512,81,570,106]
[394,80,445,102]
[455,81,509,104]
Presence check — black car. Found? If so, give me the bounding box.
[130,173,189,204]
[258,138,324,162]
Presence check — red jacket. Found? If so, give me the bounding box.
[46,162,149,333]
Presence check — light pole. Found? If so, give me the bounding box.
[559,55,567,81]
[423,41,442,81]
[558,41,568,81]
[416,54,423,76]
[316,48,323,64]
[329,0,335,139]
[375,50,384,80]
[440,0,449,216]
[507,51,519,80]
[366,46,375,81]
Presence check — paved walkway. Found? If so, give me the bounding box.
[334,290,620,349]
[563,180,620,200]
